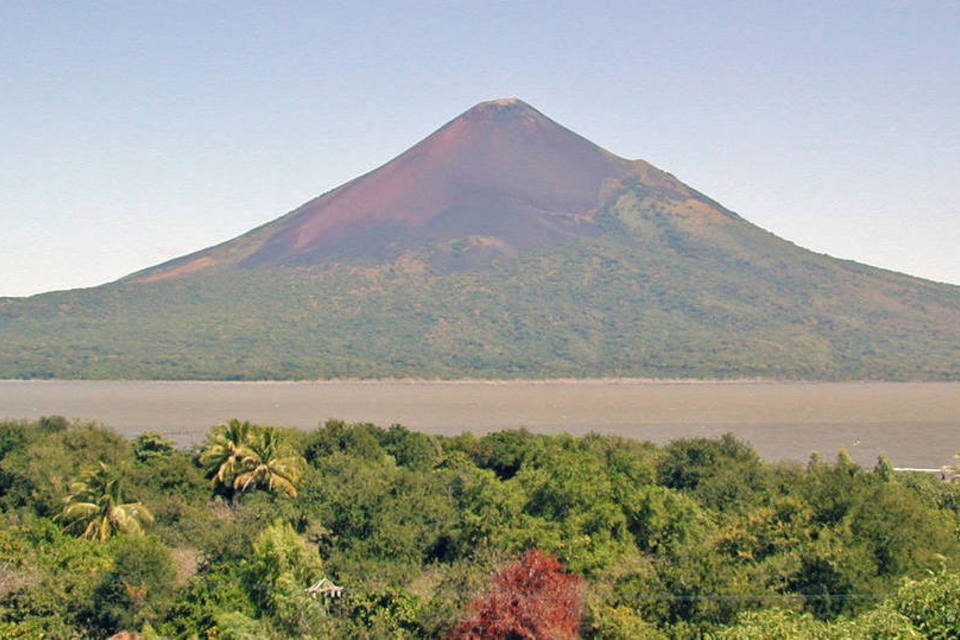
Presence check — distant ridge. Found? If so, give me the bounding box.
[2,98,959,381]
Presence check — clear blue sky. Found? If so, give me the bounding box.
[1,1,958,296]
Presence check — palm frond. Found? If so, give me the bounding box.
[58,462,152,542]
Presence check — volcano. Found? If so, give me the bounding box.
[2,98,959,380]
[132,98,733,281]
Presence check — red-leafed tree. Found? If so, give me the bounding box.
[448,548,583,639]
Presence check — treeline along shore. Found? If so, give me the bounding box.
[1,416,960,638]
[2,379,958,468]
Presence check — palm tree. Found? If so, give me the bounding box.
[233,427,305,498]
[199,418,253,497]
[57,462,153,542]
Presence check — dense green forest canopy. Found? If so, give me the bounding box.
[1,416,959,638]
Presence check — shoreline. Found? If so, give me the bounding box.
[1,379,957,467]
[1,377,952,386]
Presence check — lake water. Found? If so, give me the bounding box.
[1,380,957,469]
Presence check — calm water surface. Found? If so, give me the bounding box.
[1,380,957,468]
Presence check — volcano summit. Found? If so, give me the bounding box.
[133,98,734,280]
[2,99,959,380]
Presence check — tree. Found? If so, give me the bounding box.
[199,419,253,497]
[246,520,327,635]
[447,548,583,639]
[131,431,174,462]
[233,427,305,498]
[199,420,305,500]
[2,421,129,515]
[381,424,442,470]
[57,462,153,543]
[86,535,177,634]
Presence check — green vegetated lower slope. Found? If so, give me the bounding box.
[2,417,960,639]
[2,183,959,380]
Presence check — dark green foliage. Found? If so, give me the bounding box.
[516,444,633,574]
[623,485,712,556]
[0,421,31,460]
[0,421,35,509]
[83,535,177,634]
[1,417,959,638]
[304,449,459,583]
[126,450,208,545]
[162,566,257,638]
[657,434,759,493]
[847,483,960,578]
[380,425,443,471]
[435,458,527,558]
[0,514,111,638]
[466,429,543,480]
[131,432,174,462]
[304,419,386,462]
[334,587,426,638]
[0,421,129,515]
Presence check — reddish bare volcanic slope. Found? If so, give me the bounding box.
[282,98,632,246]
[134,98,706,281]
